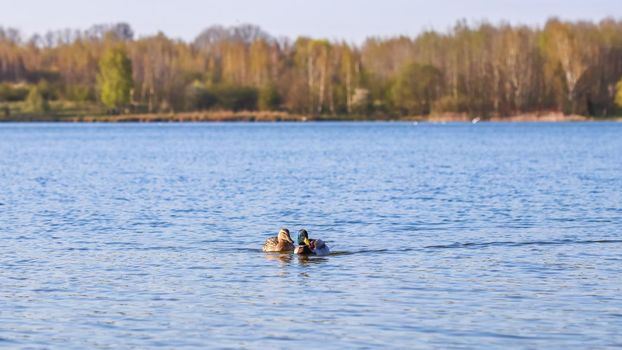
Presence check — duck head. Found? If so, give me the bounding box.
[297,229,311,246]
[278,228,294,244]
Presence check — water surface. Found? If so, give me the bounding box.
[1,122,621,349]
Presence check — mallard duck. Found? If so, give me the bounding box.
[294,230,313,255]
[262,228,295,252]
[294,229,330,256]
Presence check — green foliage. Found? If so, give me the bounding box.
[211,85,258,111]
[97,46,133,110]
[186,83,258,111]
[390,63,442,115]
[65,85,94,102]
[186,82,217,110]
[0,84,29,102]
[258,83,280,111]
[0,103,9,118]
[616,79,622,110]
[25,86,50,113]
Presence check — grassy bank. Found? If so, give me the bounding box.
[0,110,388,122]
[0,110,619,123]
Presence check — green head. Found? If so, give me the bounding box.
[297,229,310,246]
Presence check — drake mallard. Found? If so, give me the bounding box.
[294,229,330,256]
[262,228,295,252]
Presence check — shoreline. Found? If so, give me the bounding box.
[0,111,620,123]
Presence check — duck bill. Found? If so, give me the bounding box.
[304,238,311,246]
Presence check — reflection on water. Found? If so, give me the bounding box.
[263,252,330,266]
[1,122,622,349]
[295,254,329,265]
[263,252,293,265]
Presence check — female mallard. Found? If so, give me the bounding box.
[294,229,330,256]
[262,228,295,252]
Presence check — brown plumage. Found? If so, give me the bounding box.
[262,228,295,252]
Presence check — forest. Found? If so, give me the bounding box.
[1,18,622,121]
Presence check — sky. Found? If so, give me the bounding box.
[0,0,620,43]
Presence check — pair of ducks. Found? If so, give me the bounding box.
[262,228,330,256]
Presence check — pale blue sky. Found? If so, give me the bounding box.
[0,0,619,42]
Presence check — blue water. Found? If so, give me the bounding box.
[1,122,621,349]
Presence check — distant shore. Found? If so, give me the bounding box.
[0,111,619,123]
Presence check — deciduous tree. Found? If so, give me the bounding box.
[97,45,132,110]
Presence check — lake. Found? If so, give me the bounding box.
[1,122,621,349]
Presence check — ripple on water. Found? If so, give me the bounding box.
[0,122,621,349]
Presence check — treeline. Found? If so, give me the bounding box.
[1,19,622,118]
